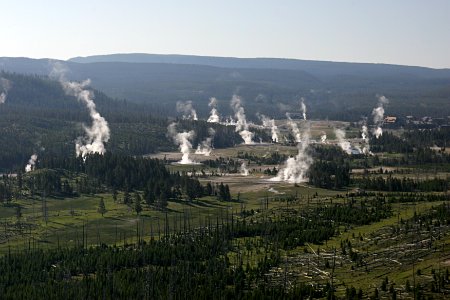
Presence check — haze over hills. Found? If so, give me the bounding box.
[69,53,450,78]
[1,54,450,120]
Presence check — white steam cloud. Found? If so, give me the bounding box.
[320,132,327,143]
[168,122,196,164]
[373,127,383,139]
[207,97,220,123]
[62,80,110,158]
[271,126,312,183]
[0,78,11,104]
[334,128,352,155]
[177,100,198,120]
[51,63,110,158]
[230,95,253,144]
[361,124,371,155]
[224,116,236,126]
[286,113,301,143]
[361,125,369,142]
[300,97,307,120]
[257,114,279,143]
[195,128,215,156]
[25,154,38,173]
[371,95,389,139]
[240,161,249,176]
[272,100,312,183]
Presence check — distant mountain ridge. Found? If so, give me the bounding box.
[69,53,450,79]
[2,55,450,121]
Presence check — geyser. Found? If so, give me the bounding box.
[230,95,253,144]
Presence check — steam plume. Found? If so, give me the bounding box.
[361,124,371,154]
[286,113,301,143]
[257,113,279,143]
[272,100,312,183]
[195,128,215,156]
[371,95,389,139]
[240,161,249,176]
[25,154,37,173]
[334,128,352,155]
[207,97,220,123]
[176,100,198,120]
[224,116,236,126]
[62,80,110,158]
[361,125,369,142]
[51,62,110,158]
[300,97,307,120]
[320,132,327,143]
[168,122,196,164]
[230,95,253,144]
[272,125,312,183]
[0,78,11,104]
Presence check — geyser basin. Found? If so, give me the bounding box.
[170,161,203,166]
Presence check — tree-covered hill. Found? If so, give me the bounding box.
[1,56,450,120]
[0,72,173,171]
[69,53,450,79]
[0,72,256,171]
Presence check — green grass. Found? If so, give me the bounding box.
[0,191,246,254]
[284,200,449,297]
[1,166,449,298]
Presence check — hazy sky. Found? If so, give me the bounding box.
[2,0,449,68]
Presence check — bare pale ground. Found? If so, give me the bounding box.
[352,166,399,174]
[147,119,354,162]
[430,146,450,154]
[146,144,298,162]
[203,174,273,193]
[145,119,367,194]
[147,148,308,194]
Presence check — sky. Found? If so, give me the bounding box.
[1,0,450,68]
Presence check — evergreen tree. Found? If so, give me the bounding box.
[144,187,155,206]
[112,188,118,202]
[134,192,142,215]
[123,190,131,205]
[225,184,231,201]
[97,197,107,216]
[157,192,168,210]
[15,206,22,223]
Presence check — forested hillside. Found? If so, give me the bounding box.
[0,72,172,171]
[69,53,450,79]
[0,72,257,171]
[1,56,450,120]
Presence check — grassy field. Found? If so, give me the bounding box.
[2,138,450,297]
[0,192,240,254]
[1,180,449,298]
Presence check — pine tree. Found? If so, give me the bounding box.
[112,189,118,202]
[98,197,107,216]
[123,190,131,205]
[219,183,226,201]
[134,192,142,215]
[157,192,168,210]
[225,184,232,201]
[15,206,22,223]
[144,187,155,206]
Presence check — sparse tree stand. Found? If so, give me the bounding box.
[98,197,107,216]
